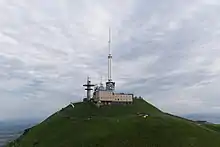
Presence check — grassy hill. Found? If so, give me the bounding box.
[7,99,220,147]
[204,124,220,133]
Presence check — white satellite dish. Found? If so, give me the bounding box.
[143,114,149,118]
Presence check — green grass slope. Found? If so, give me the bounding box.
[204,124,220,133]
[7,99,220,147]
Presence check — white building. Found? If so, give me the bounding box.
[93,90,133,106]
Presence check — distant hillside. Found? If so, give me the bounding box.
[7,99,220,147]
[184,113,220,124]
[0,121,37,147]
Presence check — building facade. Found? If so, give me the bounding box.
[93,90,133,106]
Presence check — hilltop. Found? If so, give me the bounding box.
[7,99,220,147]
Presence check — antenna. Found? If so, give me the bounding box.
[100,76,103,84]
[83,76,95,100]
[108,28,113,82]
[99,75,104,90]
[108,28,111,55]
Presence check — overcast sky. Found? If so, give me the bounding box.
[0,0,220,121]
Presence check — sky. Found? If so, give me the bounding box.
[0,0,220,121]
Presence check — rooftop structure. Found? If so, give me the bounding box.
[106,28,115,92]
[83,77,95,100]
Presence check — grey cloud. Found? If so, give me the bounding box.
[0,0,219,120]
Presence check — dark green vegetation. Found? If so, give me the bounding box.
[7,99,220,147]
[204,124,220,133]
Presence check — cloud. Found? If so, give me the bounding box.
[0,0,219,120]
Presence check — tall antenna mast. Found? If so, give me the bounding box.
[108,28,111,54]
[108,28,112,82]
[100,75,103,86]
